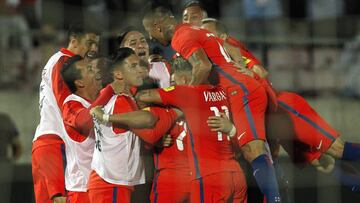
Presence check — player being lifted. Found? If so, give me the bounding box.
[143,6,281,203]
[202,18,360,191]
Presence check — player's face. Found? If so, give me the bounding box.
[161,15,176,43]
[183,6,205,27]
[77,59,102,95]
[119,54,144,87]
[143,19,163,44]
[76,33,100,58]
[143,16,175,46]
[122,31,149,62]
[201,22,219,37]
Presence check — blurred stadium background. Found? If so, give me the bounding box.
[1,0,360,202]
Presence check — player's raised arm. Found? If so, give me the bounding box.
[91,106,157,129]
[135,88,163,104]
[188,48,212,85]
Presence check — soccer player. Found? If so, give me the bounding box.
[182,0,208,27]
[59,55,103,203]
[60,54,125,202]
[87,48,147,203]
[90,103,191,203]
[202,18,360,187]
[32,23,99,203]
[117,27,171,88]
[143,7,281,203]
[136,56,247,203]
[90,57,191,202]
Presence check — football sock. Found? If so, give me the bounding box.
[342,142,360,161]
[332,161,360,192]
[251,154,282,203]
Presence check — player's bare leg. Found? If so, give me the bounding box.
[52,196,66,203]
[241,140,267,162]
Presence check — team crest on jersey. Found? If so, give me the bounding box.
[163,86,175,92]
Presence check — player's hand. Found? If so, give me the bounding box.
[162,134,174,147]
[311,154,335,173]
[111,79,125,94]
[236,67,254,77]
[90,106,105,122]
[207,112,233,133]
[53,196,66,203]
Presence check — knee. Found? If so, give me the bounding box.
[241,140,268,162]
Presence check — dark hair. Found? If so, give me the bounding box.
[61,55,83,93]
[108,47,135,72]
[67,22,100,43]
[202,18,228,35]
[170,56,193,74]
[143,6,173,24]
[184,0,205,10]
[116,26,139,48]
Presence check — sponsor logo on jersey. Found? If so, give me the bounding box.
[163,86,175,92]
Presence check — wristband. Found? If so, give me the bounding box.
[102,114,110,123]
[229,125,236,138]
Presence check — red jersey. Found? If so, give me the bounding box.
[53,48,74,112]
[156,121,189,171]
[223,36,279,111]
[171,23,260,92]
[226,36,262,69]
[157,85,240,180]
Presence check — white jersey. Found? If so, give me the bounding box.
[62,94,95,192]
[91,95,145,186]
[33,50,72,141]
[149,62,171,88]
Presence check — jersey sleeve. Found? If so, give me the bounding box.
[52,56,72,112]
[62,100,90,141]
[112,96,137,134]
[157,86,189,108]
[172,27,202,59]
[132,107,177,144]
[62,100,85,129]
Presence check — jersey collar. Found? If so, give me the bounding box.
[60,48,76,57]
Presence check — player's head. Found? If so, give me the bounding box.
[61,55,103,99]
[67,22,100,58]
[182,0,207,26]
[201,18,228,40]
[117,27,150,62]
[109,47,144,88]
[170,56,193,85]
[143,6,176,45]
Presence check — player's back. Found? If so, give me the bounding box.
[171,24,260,91]
[159,84,241,179]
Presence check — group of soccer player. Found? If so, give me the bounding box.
[31,1,360,203]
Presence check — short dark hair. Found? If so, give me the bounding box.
[108,47,136,72]
[117,26,142,48]
[61,55,83,93]
[67,22,100,43]
[171,56,193,74]
[143,6,173,25]
[184,0,205,10]
[202,18,228,35]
